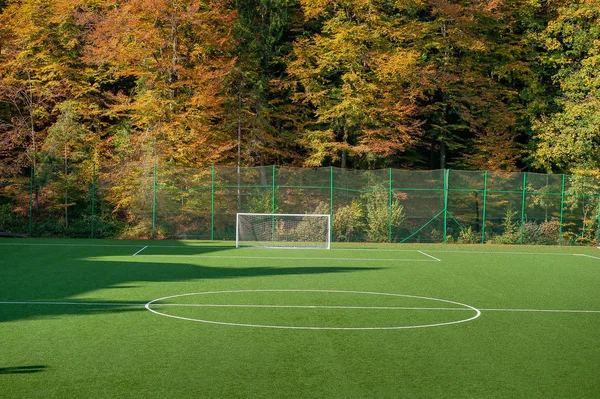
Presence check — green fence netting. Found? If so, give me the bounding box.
[1,165,599,244]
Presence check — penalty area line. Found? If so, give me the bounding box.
[575,253,600,260]
[132,246,148,256]
[418,251,441,262]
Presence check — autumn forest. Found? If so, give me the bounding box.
[1,0,599,176]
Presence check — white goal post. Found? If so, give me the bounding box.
[236,213,331,249]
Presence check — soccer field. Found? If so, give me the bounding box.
[1,239,599,398]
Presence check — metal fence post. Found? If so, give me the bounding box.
[152,163,157,240]
[559,174,565,245]
[272,165,276,214]
[91,163,96,239]
[520,172,527,245]
[211,164,215,241]
[481,170,488,244]
[443,169,449,243]
[271,165,276,242]
[28,164,33,237]
[330,166,334,244]
[596,196,600,244]
[389,168,393,243]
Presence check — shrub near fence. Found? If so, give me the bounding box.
[1,165,599,245]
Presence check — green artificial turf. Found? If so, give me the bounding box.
[1,239,599,398]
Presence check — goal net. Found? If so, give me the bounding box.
[236,213,331,249]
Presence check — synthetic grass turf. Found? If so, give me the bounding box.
[1,239,599,398]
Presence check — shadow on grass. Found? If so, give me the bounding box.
[0,240,383,323]
[0,365,47,374]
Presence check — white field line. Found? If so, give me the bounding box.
[424,250,580,257]
[1,301,599,314]
[144,304,600,314]
[417,251,441,262]
[0,243,142,247]
[0,243,234,249]
[131,254,436,262]
[0,242,594,257]
[150,303,465,310]
[0,301,144,306]
[132,246,148,256]
[574,254,600,260]
[4,242,599,264]
[479,308,600,313]
[329,248,583,255]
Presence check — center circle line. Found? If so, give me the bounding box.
[150,303,474,311]
[145,290,482,330]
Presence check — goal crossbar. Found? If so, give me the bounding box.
[236,213,331,249]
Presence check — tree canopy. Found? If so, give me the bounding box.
[1,0,598,175]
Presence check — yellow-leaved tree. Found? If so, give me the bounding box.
[288,0,424,169]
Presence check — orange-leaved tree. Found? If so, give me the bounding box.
[84,0,237,168]
[0,0,94,172]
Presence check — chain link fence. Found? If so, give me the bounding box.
[1,164,599,245]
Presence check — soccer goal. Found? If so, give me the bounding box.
[236,213,331,249]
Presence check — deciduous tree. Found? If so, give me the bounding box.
[85,0,237,167]
[288,0,423,169]
[531,0,600,173]
[0,0,90,172]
